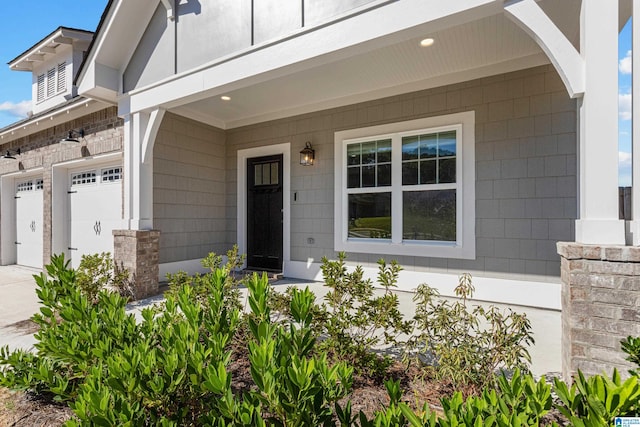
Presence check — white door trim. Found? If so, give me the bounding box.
[237,143,290,269]
[0,168,45,266]
[51,153,125,262]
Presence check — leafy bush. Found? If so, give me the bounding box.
[408,273,534,390]
[0,254,141,401]
[621,335,640,376]
[242,273,353,426]
[76,252,132,302]
[315,253,412,374]
[348,369,554,427]
[554,369,640,426]
[165,245,245,313]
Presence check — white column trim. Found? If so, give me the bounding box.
[574,0,625,244]
[142,108,165,165]
[124,112,154,230]
[504,0,584,98]
[632,0,640,245]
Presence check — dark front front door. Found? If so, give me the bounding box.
[247,154,283,271]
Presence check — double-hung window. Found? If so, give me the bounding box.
[334,112,475,259]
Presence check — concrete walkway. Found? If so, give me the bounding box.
[0,266,562,376]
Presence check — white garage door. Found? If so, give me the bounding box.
[68,166,123,268]
[15,178,44,268]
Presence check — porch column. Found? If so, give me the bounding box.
[632,0,640,244]
[574,0,625,244]
[116,112,159,299]
[123,112,154,230]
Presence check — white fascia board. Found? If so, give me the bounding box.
[123,0,503,115]
[0,99,106,145]
[78,61,120,104]
[504,0,584,98]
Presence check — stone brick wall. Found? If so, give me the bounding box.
[0,106,123,266]
[557,242,640,379]
[113,229,160,299]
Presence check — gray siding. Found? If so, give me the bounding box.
[153,114,227,263]
[225,65,576,282]
[123,0,378,91]
[124,4,175,93]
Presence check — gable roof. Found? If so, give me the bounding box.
[9,27,94,71]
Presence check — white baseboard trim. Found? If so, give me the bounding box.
[159,259,209,281]
[284,260,561,311]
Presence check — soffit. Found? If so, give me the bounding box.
[171,12,546,129]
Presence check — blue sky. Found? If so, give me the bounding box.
[0,1,107,127]
[0,4,634,185]
[619,19,633,186]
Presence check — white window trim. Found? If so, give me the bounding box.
[334,111,475,259]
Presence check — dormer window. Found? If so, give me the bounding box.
[36,61,66,103]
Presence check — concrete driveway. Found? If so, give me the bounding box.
[0,265,42,352]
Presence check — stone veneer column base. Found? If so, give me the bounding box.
[557,242,640,380]
[113,230,160,300]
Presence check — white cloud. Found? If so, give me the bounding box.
[620,92,632,120]
[620,151,633,187]
[620,50,632,74]
[0,100,32,118]
[619,151,632,167]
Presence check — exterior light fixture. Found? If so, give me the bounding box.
[221,95,231,101]
[2,148,20,160]
[420,38,435,47]
[299,141,315,166]
[61,129,85,144]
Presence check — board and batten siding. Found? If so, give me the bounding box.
[123,0,378,92]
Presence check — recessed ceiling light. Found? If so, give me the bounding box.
[221,95,231,101]
[420,38,435,47]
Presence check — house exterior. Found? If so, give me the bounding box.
[4,0,639,379]
[0,27,124,271]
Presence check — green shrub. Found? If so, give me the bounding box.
[621,336,640,376]
[408,273,534,390]
[316,253,412,374]
[68,268,241,425]
[554,369,640,426]
[166,245,245,313]
[76,252,132,302]
[350,369,554,427]
[242,273,353,427]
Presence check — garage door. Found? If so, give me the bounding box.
[68,166,122,268]
[15,178,44,268]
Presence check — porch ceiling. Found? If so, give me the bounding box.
[169,2,580,130]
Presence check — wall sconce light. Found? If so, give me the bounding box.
[61,129,85,144]
[299,141,315,166]
[2,148,20,160]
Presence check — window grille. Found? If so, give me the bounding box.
[101,167,122,182]
[71,171,97,186]
[17,181,33,192]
